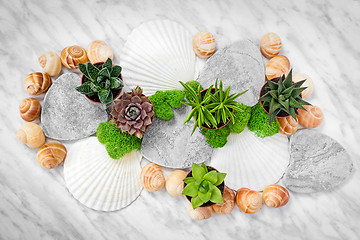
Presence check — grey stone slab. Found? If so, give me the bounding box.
[141,104,213,169]
[41,73,109,140]
[284,129,353,193]
[197,40,265,106]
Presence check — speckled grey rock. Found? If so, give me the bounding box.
[197,40,265,106]
[284,129,353,193]
[141,104,213,169]
[41,73,109,140]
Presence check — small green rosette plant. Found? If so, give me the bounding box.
[182,163,226,209]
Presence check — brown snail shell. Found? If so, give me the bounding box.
[19,97,41,122]
[16,122,45,148]
[38,51,62,76]
[87,40,113,64]
[37,142,67,169]
[292,73,314,99]
[212,187,235,215]
[192,31,216,59]
[165,170,186,197]
[260,33,282,58]
[297,105,324,128]
[187,204,213,221]
[262,184,289,208]
[265,55,290,80]
[140,163,165,192]
[236,188,262,214]
[60,45,88,69]
[277,115,298,135]
[23,72,52,96]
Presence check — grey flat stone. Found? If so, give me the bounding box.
[284,129,353,193]
[41,73,109,140]
[197,40,265,106]
[141,104,213,169]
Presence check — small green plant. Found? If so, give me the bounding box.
[182,163,226,209]
[201,126,230,148]
[180,79,247,134]
[97,122,142,159]
[183,80,203,101]
[149,90,185,121]
[260,69,311,124]
[248,103,280,138]
[228,103,252,134]
[76,58,123,107]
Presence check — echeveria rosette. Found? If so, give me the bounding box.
[182,163,226,209]
[110,86,154,139]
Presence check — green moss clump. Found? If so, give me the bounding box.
[184,81,203,101]
[201,126,230,148]
[149,90,185,121]
[248,103,280,138]
[228,104,252,134]
[97,122,142,159]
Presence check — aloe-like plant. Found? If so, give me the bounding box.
[183,163,226,209]
[259,70,311,124]
[180,79,247,134]
[76,58,124,107]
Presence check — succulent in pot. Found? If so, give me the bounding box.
[259,70,311,125]
[180,79,247,134]
[182,163,226,209]
[110,86,154,139]
[76,58,123,107]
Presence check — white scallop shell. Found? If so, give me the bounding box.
[120,20,196,96]
[64,137,142,211]
[211,127,290,191]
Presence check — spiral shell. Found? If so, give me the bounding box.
[212,187,235,215]
[140,163,165,192]
[38,51,62,76]
[292,73,314,99]
[265,55,290,80]
[16,122,45,148]
[19,97,41,122]
[165,170,186,197]
[60,45,88,69]
[297,105,323,128]
[260,33,282,59]
[187,204,213,221]
[236,188,262,214]
[23,72,52,96]
[262,184,289,208]
[87,40,113,64]
[37,142,67,169]
[192,31,216,59]
[277,115,298,135]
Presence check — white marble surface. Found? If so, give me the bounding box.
[1,0,360,239]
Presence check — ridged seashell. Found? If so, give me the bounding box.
[277,115,298,135]
[23,72,52,96]
[16,122,45,148]
[292,73,314,99]
[212,187,235,215]
[265,55,290,80]
[192,31,216,59]
[37,142,67,169]
[60,45,88,69]
[236,188,262,214]
[260,33,282,58]
[19,97,41,122]
[87,40,113,64]
[120,20,196,96]
[64,137,143,211]
[262,184,289,208]
[165,170,186,197]
[187,204,213,221]
[140,163,165,192]
[297,105,323,128]
[38,51,62,76]
[211,127,290,191]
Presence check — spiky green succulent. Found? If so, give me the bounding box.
[260,70,311,125]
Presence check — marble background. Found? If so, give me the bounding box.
[1,0,360,239]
